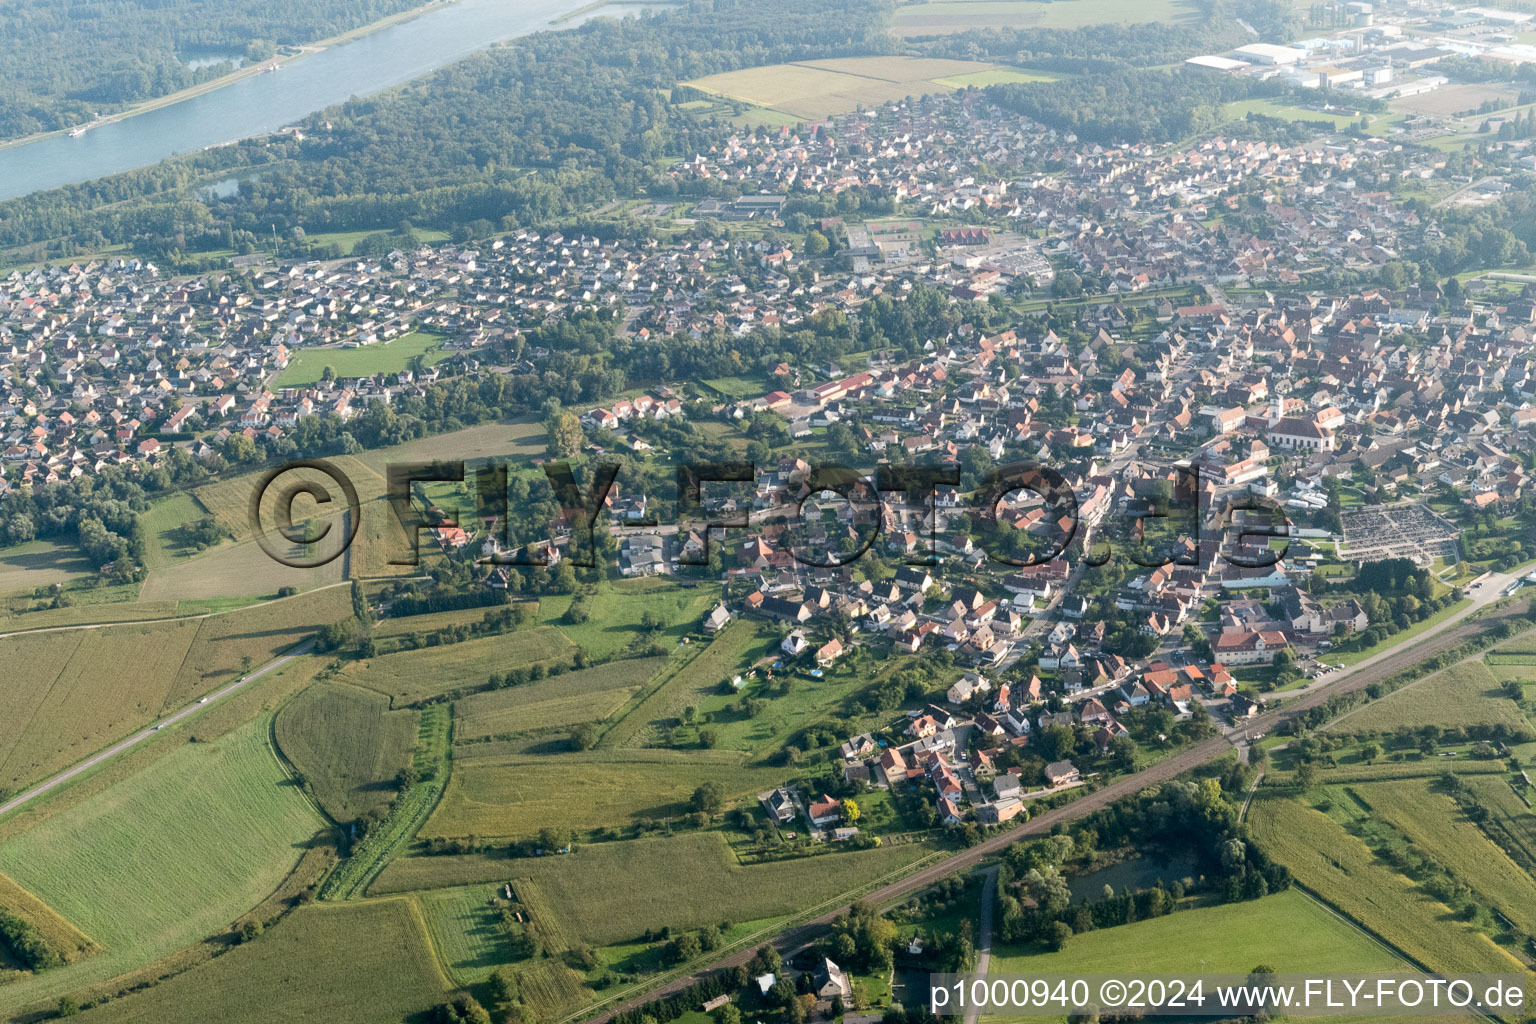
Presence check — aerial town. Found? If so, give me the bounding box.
[4,77,1534,838]
[4,1,1536,1018]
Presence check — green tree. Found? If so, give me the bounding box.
[692,781,724,816]
[545,409,585,458]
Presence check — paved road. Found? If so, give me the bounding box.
[0,640,314,820]
[964,867,999,1024]
[577,572,1530,1024]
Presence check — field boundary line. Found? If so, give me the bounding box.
[403,891,459,993]
[266,692,336,830]
[1287,882,1514,1024]
[550,844,948,1024]
[1325,623,1536,732]
[0,630,86,784]
[0,578,353,640]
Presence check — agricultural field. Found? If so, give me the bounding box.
[1463,776,1536,872]
[0,585,347,795]
[503,956,593,1023]
[137,493,220,570]
[689,651,888,756]
[1222,97,1403,136]
[891,0,1198,35]
[0,538,95,596]
[1390,83,1521,119]
[274,683,419,823]
[422,748,787,839]
[351,417,546,477]
[931,67,1058,88]
[191,455,387,544]
[188,455,418,585]
[1304,760,1508,785]
[0,717,322,1014]
[454,657,668,744]
[162,585,353,707]
[68,898,447,1024]
[379,831,936,947]
[417,885,514,985]
[685,57,1011,121]
[599,619,780,748]
[0,619,200,793]
[1246,795,1524,977]
[138,535,347,601]
[1332,660,1528,733]
[535,578,715,660]
[1361,780,1536,937]
[184,419,546,583]
[272,330,450,387]
[336,627,578,705]
[990,888,1399,973]
[0,590,171,631]
[0,871,100,965]
[372,603,532,638]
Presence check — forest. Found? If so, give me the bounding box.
[0,0,1284,263]
[0,0,422,141]
[0,0,893,260]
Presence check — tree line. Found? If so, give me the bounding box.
[0,0,421,141]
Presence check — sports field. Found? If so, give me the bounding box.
[0,717,322,1013]
[382,831,936,947]
[422,748,787,839]
[274,682,419,823]
[685,57,1008,121]
[272,330,450,387]
[66,899,447,1024]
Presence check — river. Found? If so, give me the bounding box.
[0,0,610,203]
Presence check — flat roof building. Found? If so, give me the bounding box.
[1235,42,1305,65]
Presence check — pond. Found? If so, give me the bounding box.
[1067,854,1197,903]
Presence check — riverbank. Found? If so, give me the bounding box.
[553,0,614,24]
[0,0,456,154]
